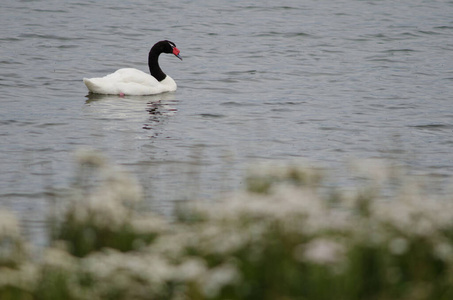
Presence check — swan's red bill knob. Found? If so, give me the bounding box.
[173,47,182,60]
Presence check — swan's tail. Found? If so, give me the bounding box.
[83,78,102,94]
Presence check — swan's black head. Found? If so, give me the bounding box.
[152,40,182,60]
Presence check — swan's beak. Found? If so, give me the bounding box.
[173,47,182,60]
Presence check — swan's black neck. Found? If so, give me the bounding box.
[148,47,166,82]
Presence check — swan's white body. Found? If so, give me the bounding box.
[83,68,177,96]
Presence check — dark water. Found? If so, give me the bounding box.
[1,0,453,244]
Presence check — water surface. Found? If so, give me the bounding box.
[1,0,453,244]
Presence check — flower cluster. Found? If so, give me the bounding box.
[1,154,453,299]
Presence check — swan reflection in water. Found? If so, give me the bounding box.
[143,100,178,131]
[84,93,178,136]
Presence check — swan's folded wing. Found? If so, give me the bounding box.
[83,68,176,95]
[114,68,159,85]
[83,77,119,94]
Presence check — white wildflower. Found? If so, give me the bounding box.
[74,148,107,168]
[197,224,249,256]
[80,250,174,298]
[388,237,409,255]
[246,161,322,193]
[98,165,143,205]
[350,158,396,184]
[148,231,192,259]
[298,238,345,265]
[434,242,453,261]
[42,247,77,271]
[0,210,20,238]
[201,263,240,298]
[173,258,207,281]
[0,263,38,292]
[413,218,436,237]
[0,210,25,266]
[71,196,129,229]
[131,215,167,234]
[74,147,143,205]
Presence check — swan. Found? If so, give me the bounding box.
[83,40,182,96]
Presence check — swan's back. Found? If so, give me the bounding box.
[83,68,176,95]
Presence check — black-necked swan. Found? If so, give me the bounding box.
[83,40,182,96]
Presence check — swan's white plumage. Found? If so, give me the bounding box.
[83,68,177,96]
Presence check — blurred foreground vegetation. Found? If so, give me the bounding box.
[1,149,453,299]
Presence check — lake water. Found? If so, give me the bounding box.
[1,0,453,245]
